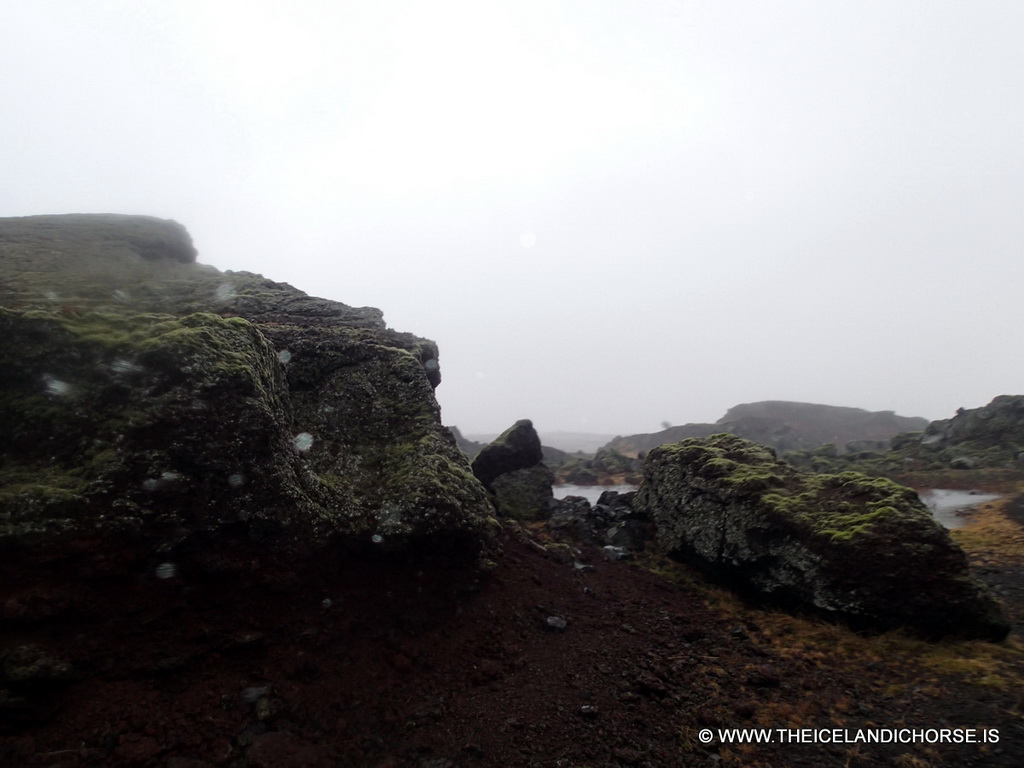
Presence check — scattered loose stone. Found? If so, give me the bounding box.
[601,545,632,561]
[544,615,568,632]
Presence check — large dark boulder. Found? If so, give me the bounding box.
[634,434,1009,640]
[471,420,554,520]
[0,214,492,569]
[470,419,543,490]
[491,465,557,522]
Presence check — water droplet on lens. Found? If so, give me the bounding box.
[371,534,383,544]
[277,350,292,364]
[42,374,73,396]
[111,358,143,375]
[423,358,439,372]
[215,283,237,302]
[155,563,177,579]
[293,432,314,452]
[228,473,246,488]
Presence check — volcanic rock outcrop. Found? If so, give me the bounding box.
[896,396,1024,470]
[0,214,492,571]
[634,434,1009,640]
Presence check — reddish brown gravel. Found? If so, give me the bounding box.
[2,506,1023,768]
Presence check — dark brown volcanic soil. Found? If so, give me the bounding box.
[3,501,1023,768]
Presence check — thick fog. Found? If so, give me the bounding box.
[3,1,1022,435]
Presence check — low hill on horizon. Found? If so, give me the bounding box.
[604,400,929,458]
[461,430,616,455]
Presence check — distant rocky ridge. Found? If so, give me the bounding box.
[904,395,1024,468]
[0,214,492,570]
[786,395,1024,483]
[605,401,929,458]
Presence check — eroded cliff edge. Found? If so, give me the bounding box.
[0,214,492,573]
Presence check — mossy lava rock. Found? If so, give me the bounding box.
[0,214,491,567]
[634,434,1009,640]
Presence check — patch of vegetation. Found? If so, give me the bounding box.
[762,472,923,542]
[654,435,926,542]
[950,491,1024,560]
[641,545,1024,693]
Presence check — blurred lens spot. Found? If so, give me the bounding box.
[42,374,73,397]
[111,358,144,375]
[155,563,177,579]
[215,283,237,302]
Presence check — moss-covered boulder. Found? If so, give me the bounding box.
[0,214,491,568]
[634,434,1009,640]
[491,465,557,521]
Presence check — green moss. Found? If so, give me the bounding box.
[44,310,173,348]
[659,434,786,492]
[761,472,920,542]
[0,467,90,534]
[657,435,925,543]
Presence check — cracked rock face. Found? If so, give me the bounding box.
[634,434,1009,640]
[0,214,491,567]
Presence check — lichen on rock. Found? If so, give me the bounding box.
[634,433,1009,640]
[0,214,491,568]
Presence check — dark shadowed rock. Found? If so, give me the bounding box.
[471,419,544,490]
[0,214,491,567]
[470,420,555,520]
[491,465,556,521]
[634,434,1009,640]
[549,490,649,550]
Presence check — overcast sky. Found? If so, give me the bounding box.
[3,1,1022,436]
